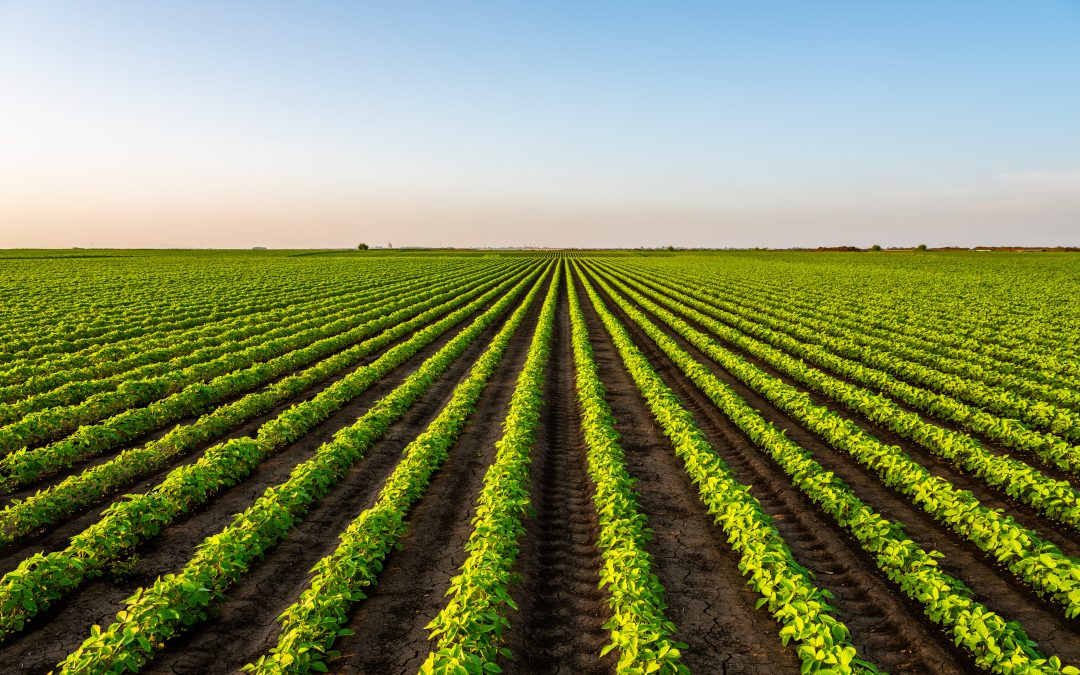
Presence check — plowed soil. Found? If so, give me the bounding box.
[4,261,1079,675]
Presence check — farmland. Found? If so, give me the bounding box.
[0,249,1079,674]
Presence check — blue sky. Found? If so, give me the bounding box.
[2,1,1078,247]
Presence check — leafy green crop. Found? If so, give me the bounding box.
[421,264,562,673]
[573,263,879,675]
[52,265,555,674]
[0,265,515,546]
[585,263,1077,674]
[591,265,1080,621]
[0,266,543,641]
[242,263,557,675]
[565,266,687,674]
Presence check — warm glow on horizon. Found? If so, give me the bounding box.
[2,2,1079,248]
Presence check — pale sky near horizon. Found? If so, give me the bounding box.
[2,1,1079,248]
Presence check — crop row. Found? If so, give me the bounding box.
[622,264,1080,446]
[574,266,877,674]
[0,271,348,363]
[0,258,498,386]
[655,261,1080,384]
[0,261,494,411]
[598,265,1080,532]
[52,263,554,674]
[609,263,1080,477]
[591,267,1080,620]
[420,264,561,673]
[0,256,460,350]
[242,262,557,675]
[0,265,528,546]
[0,264,524,493]
[0,265,544,639]
[0,256,367,353]
[677,266,1080,414]
[0,265,510,455]
[585,266,1076,674]
[564,267,687,674]
[0,263,381,367]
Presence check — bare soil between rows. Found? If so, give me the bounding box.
[601,269,1080,664]
[582,266,977,674]
[329,272,552,674]
[0,279,526,674]
[0,278,519,574]
[2,261,1074,674]
[499,278,611,674]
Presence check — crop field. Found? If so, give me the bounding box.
[1,249,1079,675]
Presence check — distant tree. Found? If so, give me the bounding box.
[357,243,369,250]
[917,243,928,251]
[871,244,882,251]
[666,245,676,251]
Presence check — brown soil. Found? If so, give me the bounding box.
[500,279,612,674]
[581,267,977,674]
[0,282,524,674]
[587,266,1080,669]
[3,261,1078,675]
[301,272,550,675]
[575,275,804,674]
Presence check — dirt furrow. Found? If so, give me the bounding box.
[606,279,1080,666]
[575,276,804,675]
[327,273,554,675]
[586,273,974,674]
[143,273,552,675]
[501,281,611,674]
[0,285,525,675]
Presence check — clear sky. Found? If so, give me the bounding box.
[2,1,1078,248]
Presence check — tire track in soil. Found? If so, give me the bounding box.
[143,273,553,675]
[585,271,974,675]
[574,275,803,675]
[607,276,1080,666]
[0,282,529,675]
[500,282,611,675]
[327,274,553,675]
[0,281,516,575]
